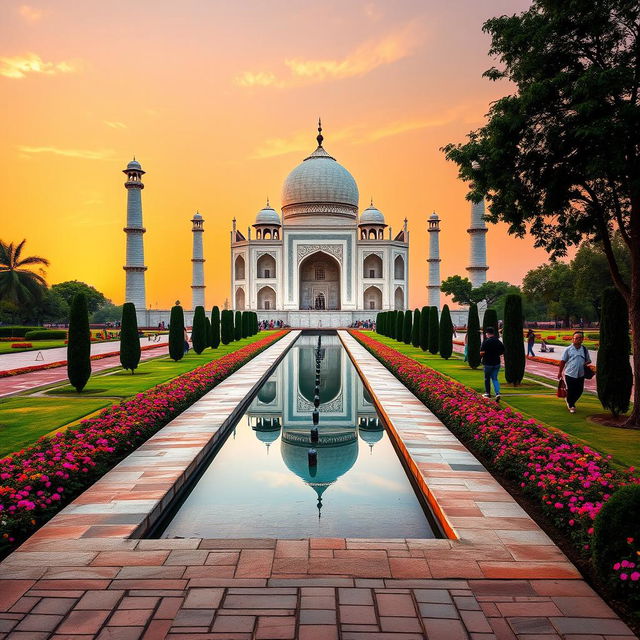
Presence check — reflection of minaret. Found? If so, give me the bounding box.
[466,162,488,287]
[191,212,205,309]
[123,158,147,311]
[427,212,441,310]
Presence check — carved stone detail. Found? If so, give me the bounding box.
[297,393,344,413]
[297,244,343,265]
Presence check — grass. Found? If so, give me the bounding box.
[0,332,277,455]
[366,333,640,469]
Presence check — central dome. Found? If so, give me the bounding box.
[280,125,359,218]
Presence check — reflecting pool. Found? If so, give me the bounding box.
[159,334,438,539]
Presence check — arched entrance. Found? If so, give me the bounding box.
[299,251,341,310]
[235,255,245,280]
[363,286,382,310]
[394,286,404,310]
[235,288,245,310]
[257,286,276,310]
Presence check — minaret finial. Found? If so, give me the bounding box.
[266,196,270,207]
[316,117,323,147]
[370,196,373,207]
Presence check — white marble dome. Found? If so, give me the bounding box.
[255,204,281,226]
[281,146,359,209]
[127,159,142,170]
[360,204,385,225]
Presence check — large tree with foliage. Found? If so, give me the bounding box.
[597,288,633,417]
[191,306,207,354]
[210,306,220,348]
[52,280,107,314]
[441,275,518,308]
[67,293,91,391]
[467,302,482,369]
[443,0,640,425]
[168,305,185,361]
[119,302,140,373]
[0,239,48,306]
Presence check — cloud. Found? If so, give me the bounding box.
[18,5,45,22]
[0,53,78,79]
[104,121,127,129]
[235,22,423,89]
[17,146,114,160]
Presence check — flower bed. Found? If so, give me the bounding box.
[11,343,32,349]
[0,330,286,554]
[350,331,638,566]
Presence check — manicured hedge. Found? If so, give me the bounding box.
[24,330,67,340]
[0,326,40,338]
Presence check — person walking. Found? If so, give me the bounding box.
[526,329,536,357]
[480,326,505,401]
[557,331,592,414]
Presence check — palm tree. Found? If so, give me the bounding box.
[0,239,49,305]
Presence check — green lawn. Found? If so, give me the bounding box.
[366,333,640,469]
[0,340,69,354]
[0,332,277,455]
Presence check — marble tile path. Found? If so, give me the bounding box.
[0,329,635,639]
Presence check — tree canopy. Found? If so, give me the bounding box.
[52,281,107,314]
[441,276,518,308]
[0,239,49,306]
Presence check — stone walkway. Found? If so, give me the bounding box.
[0,330,635,639]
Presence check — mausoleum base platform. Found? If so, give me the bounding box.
[257,311,377,328]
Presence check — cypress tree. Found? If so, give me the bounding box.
[403,310,412,344]
[439,304,453,359]
[67,292,91,391]
[428,306,439,354]
[411,309,421,348]
[395,311,403,341]
[420,306,429,351]
[221,310,232,345]
[210,306,220,348]
[119,302,140,373]
[388,311,395,339]
[483,307,498,338]
[376,312,383,335]
[234,310,242,341]
[597,288,633,417]
[168,304,185,361]
[503,294,525,385]
[242,311,250,338]
[467,302,481,369]
[191,306,207,354]
[205,317,211,349]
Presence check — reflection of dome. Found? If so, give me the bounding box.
[253,418,281,451]
[255,430,280,445]
[359,428,383,448]
[255,203,281,226]
[360,204,385,225]
[298,346,341,405]
[258,381,277,404]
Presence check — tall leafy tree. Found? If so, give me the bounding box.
[503,294,525,385]
[597,288,633,417]
[168,305,185,361]
[419,306,429,351]
[191,306,207,354]
[119,302,140,373]
[443,0,640,425]
[67,293,91,391]
[0,239,48,306]
[210,306,220,348]
[467,302,481,369]
[439,304,453,359]
[428,307,439,354]
[411,309,421,348]
[403,310,412,344]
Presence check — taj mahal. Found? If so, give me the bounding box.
[122,121,488,328]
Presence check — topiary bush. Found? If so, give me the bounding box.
[119,302,140,373]
[205,317,211,348]
[403,310,413,344]
[420,306,429,351]
[242,311,250,339]
[503,294,525,385]
[234,311,242,341]
[24,329,67,340]
[221,309,233,345]
[210,306,220,348]
[387,311,396,339]
[0,326,40,338]
[428,306,439,354]
[168,305,185,361]
[411,309,421,348]
[67,293,91,392]
[592,484,640,600]
[439,304,453,359]
[395,311,403,342]
[483,308,498,337]
[467,302,481,369]
[191,306,207,354]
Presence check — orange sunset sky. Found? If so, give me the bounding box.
[1,0,550,310]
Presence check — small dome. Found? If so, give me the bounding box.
[127,159,142,170]
[192,211,203,220]
[429,211,439,220]
[360,203,385,225]
[255,204,281,226]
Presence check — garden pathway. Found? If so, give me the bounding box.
[0,329,635,639]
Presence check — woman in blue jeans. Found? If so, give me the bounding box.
[480,327,505,400]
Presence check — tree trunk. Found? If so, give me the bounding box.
[625,269,640,428]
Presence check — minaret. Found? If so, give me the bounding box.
[122,158,147,311]
[191,211,205,309]
[427,212,441,310]
[466,162,488,287]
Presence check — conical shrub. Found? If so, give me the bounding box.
[467,302,481,369]
[205,317,211,349]
[503,294,525,385]
[483,307,498,337]
[403,310,412,344]
[439,304,453,359]
[67,293,91,391]
[420,306,429,351]
[221,309,233,345]
[191,306,207,354]
[395,311,403,342]
[428,307,439,354]
[169,304,185,361]
[210,306,220,348]
[412,309,420,348]
[234,311,242,341]
[119,302,140,373]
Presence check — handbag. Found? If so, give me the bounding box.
[582,346,595,379]
[557,378,567,398]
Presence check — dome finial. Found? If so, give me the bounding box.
[317,117,323,147]
[266,195,270,207]
[370,196,373,206]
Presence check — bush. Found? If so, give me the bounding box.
[191,306,207,354]
[467,303,481,369]
[205,317,211,348]
[242,311,250,339]
[119,302,140,373]
[0,326,40,338]
[592,484,640,599]
[439,304,453,359]
[211,306,221,348]
[403,310,413,344]
[503,294,525,385]
[376,312,384,335]
[395,311,403,342]
[411,309,420,348]
[234,311,242,341]
[597,288,633,417]
[428,307,439,354]
[67,293,91,392]
[221,310,233,345]
[168,305,185,361]
[420,306,429,351]
[388,311,396,339]
[24,329,67,340]
[483,308,498,336]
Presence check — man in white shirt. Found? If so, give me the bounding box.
[558,331,592,413]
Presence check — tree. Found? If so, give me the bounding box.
[168,305,185,361]
[0,239,48,306]
[395,311,403,342]
[419,306,429,351]
[205,317,211,348]
[242,311,250,338]
[52,280,106,314]
[428,307,439,354]
[411,309,421,348]
[403,310,412,344]
[440,275,473,305]
[91,302,123,324]
[33,288,69,324]
[119,302,140,373]
[467,302,481,369]
[439,304,453,359]
[597,288,633,417]
[441,275,517,308]
[388,311,395,339]
[221,310,233,345]
[234,311,242,341]
[443,0,640,425]
[503,294,525,385]
[67,293,91,391]
[483,308,498,336]
[211,306,220,348]
[191,306,207,354]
